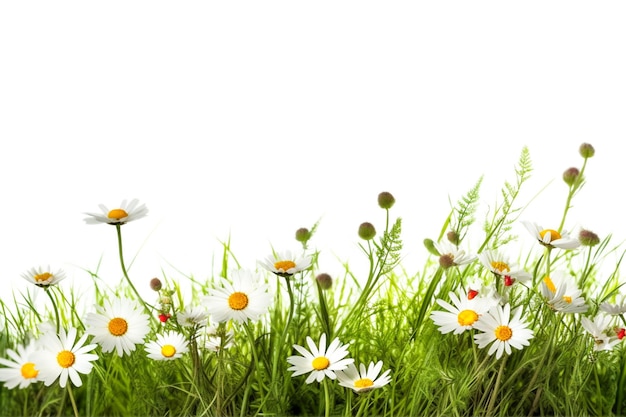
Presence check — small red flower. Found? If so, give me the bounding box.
[617,328,625,340]
[158,313,171,323]
[504,276,515,287]
[468,289,479,300]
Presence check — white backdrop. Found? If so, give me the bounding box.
[1,2,625,307]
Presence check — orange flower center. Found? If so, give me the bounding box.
[312,356,330,370]
[107,209,128,220]
[21,362,38,379]
[458,309,479,326]
[108,317,129,336]
[543,276,556,293]
[490,261,510,273]
[354,378,374,388]
[540,229,561,242]
[228,292,249,310]
[34,272,53,282]
[161,344,176,358]
[274,260,296,272]
[494,325,513,341]
[57,350,75,368]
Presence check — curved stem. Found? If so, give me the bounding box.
[67,384,79,417]
[45,287,61,334]
[114,225,153,314]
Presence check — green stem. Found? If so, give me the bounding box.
[486,355,508,417]
[114,224,153,314]
[323,378,331,417]
[45,287,61,334]
[67,384,79,417]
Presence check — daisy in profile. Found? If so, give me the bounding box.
[0,341,42,389]
[599,296,626,316]
[145,331,189,361]
[176,305,209,328]
[521,221,580,250]
[203,269,272,323]
[336,361,391,394]
[203,323,235,353]
[478,249,531,286]
[541,271,588,314]
[581,315,621,351]
[433,240,476,269]
[259,250,312,277]
[30,327,98,388]
[287,333,354,384]
[21,266,66,288]
[85,297,151,357]
[431,291,495,335]
[473,303,534,359]
[83,198,148,225]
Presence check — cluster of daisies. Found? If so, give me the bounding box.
[429,220,626,358]
[0,199,320,391]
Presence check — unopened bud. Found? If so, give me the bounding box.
[562,167,580,186]
[150,277,162,291]
[423,238,440,256]
[377,191,396,209]
[315,273,333,290]
[295,227,311,243]
[579,143,595,158]
[579,229,600,247]
[446,231,460,245]
[358,222,376,240]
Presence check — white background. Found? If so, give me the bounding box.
[1,2,625,306]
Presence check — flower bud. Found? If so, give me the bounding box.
[358,222,376,240]
[562,167,580,186]
[439,254,455,269]
[423,238,440,256]
[295,227,311,243]
[578,229,600,247]
[579,143,595,158]
[377,191,396,209]
[446,231,460,245]
[150,277,162,291]
[315,273,333,290]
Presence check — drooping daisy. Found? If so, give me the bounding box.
[83,198,148,225]
[433,240,476,269]
[145,331,189,361]
[203,269,272,323]
[521,221,580,250]
[431,291,495,335]
[581,315,621,351]
[287,333,354,384]
[599,296,626,316]
[541,271,588,314]
[0,341,42,389]
[203,323,235,352]
[478,249,531,286]
[259,250,312,277]
[85,297,151,357]
[176,305,209,328]
[21,266,66,288]
[473,303,534,359]
[335,361,391,394]
[30,327,99,388]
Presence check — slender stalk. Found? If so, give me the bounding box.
[45,287,61,334]
[323,377,331,417]
[114,224,153,313]
[67,384,79,417]
[486,355,508,417]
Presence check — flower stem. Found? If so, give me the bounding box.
[45,287,61,334]
[486,355,508,417]
[67,384,79,417]
[114,224,153,314]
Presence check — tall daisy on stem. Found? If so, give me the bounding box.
[84,199,153,314]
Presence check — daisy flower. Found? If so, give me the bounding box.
[433,240,476,269]
[83,198,148,225]
[177,305,209,328]
[21,266,66,288]
[581,315,621,351]
[30,327,98,388]
[478,249,531,286]
[521,221,580,250]
[145,331,189,361]
[85,297,151,357]
[259,250,312,277]
[473,303,534,359]
[203,324,235,352]
[287,333,354,384]
[203,269,272,323]
[599,296,626,316]
[0,341,42,389]
[431,291,495,335]
[541,271,588,314]
[335,361,391,394]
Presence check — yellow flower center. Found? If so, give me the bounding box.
[274,260,296,272]
[228,292,249,310]
[108,317,129,336]
[354,378,374,388]
[540,229,561,242]
[494,325,513,341]
[161,344,176,358]
[563,296,572,304]
[457,309,479,326]
[312,356,330,370]
[57,350,75,368]
[543,276,556,293]
[21,362,38,379]
[34,272,53,282]
[490,261,510,273]
[107,209,128,220]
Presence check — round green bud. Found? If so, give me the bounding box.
[579,143,595,158]
[150,277,162,291]
[358,222,377,240]
[562,167,580,186]
[377,191,396,209]
[579,229,600,247]
[295,227,311,243]
[423,238,440,256]
[315,273,333,290]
